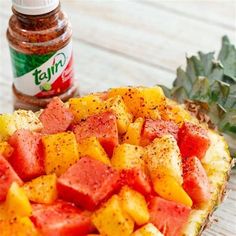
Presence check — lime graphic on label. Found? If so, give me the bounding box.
[40,83,52,91]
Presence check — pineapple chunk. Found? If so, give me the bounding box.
[0,217,38,236]
[153,175,192,207]
[78,137,111,165]
[0,141,14,159]
[69,95,103,123]
[23,174,57,204]
[92,195,134,236]
[42,132,79,176]
[111,143,144,170]
[144,135,183,184]
[103,96,133,134]
[5,182,32,219]
[119,186,149,225]
[0,114,16,141]
[123,117,144,145]
[131,223,164,236]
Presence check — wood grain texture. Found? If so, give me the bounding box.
[0,0,235,235]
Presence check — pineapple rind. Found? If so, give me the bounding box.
[182,130,232,236]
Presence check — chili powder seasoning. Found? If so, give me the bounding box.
[7,0,77,111]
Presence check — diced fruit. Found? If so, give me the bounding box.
[42,132,79,176]
[0,217,38,236]
[161,98,192,126]
[120,168,152,195]
[92,195,134,236]
[8,129,44,181]
[131,223,164,236]
[0,155,23,201]
[57,157,120,210]
[141,119,179,146]
[183,156,211,205]
[13,110,43,132]
[31,201,93,236]
[5,182,32,219]
[39,97,74,134]
[103,96,133,134]
[73,111,118,157]
[153,174,192,207]
[178,122,210,160]
[23,174,57,204]
[149,197,191,236]
[111,143,144,170]
[0,114,16,141]
[123,117,144,145]
[144,135,183,184]
[78,137,111,165]
[69,95,103,123]
[0,142,14,159]
[119,186,149,225]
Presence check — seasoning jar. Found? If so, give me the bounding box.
[7,0,77,111]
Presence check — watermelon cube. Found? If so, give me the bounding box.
[0,155,23,201]
[149,197,191,236]
[72,111,119,157]
[57,157,120,210]
[8,129,44,181]
[178,122,210,160]
[39,97,74,134]
[183,156,210,205]
[31,200,94,236]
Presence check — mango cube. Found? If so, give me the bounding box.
[0,142,14,159]
[119,186,149,225]
[69,95,103,123]
[132,223,164,236]
[5,182,32,219]
[123,117,144,145]
[103,96,133,134]
[111,143,144,170]
[23,174,57,204]
[42,132,79,176]
[78,137,111,165]
[92,195,134,236]
[0,114,16,141]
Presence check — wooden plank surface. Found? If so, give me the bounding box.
[0,1,236,235]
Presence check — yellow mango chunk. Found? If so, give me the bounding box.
[92,195,134,236]
[5,182,32,219]
[103,96,133,134]
[123,117,144,145]
[131,223,164,236]
[0,217,38,236]
[111,143,144,170]
[153,174,193,207]
[119,186,149,225]
[23,174,57,204]
[69,95,103,123]
[78,137,111,165]
[0,114,16,141]
[144,135,183,184]
[0,142,14,159]
[0,203,5,221]
[42,132,79,176]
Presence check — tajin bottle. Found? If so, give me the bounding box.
[7,0,77,111]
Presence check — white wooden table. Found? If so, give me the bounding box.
[0,0,236,235]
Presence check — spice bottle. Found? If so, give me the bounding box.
[7,0,77,111]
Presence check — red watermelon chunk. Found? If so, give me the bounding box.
[8,129,44,181]
[31,200,94,236]
[72,111,118,157]
[149,196,191,236]
[183,156,211,205]
[39,97,74,134]
[120,168,152,196]
[0,155,23,201]
[178,122,210,160]
[57,156,120,210]
[141,119,179,146]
